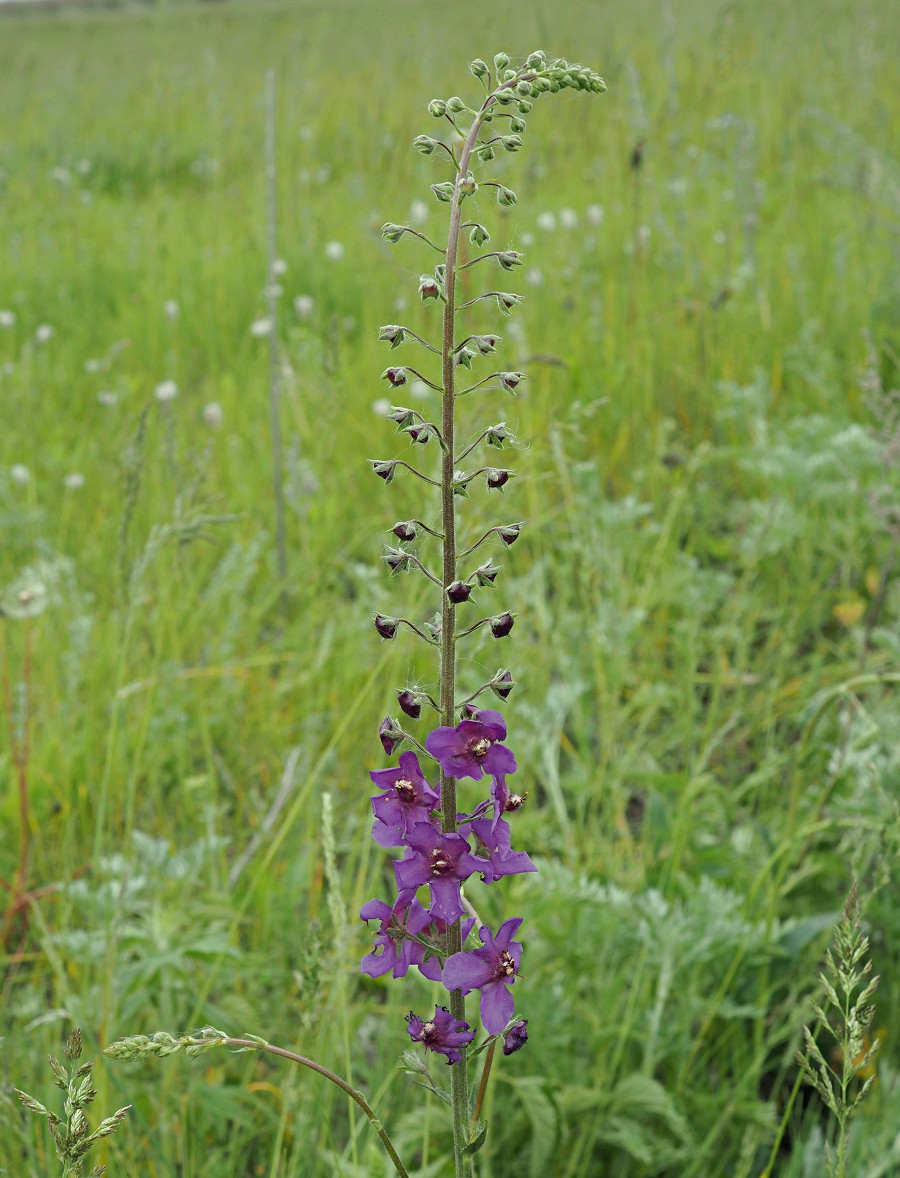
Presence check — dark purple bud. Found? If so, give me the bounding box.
[379,716,403,755]
[397,690,421,720]
[419,275,442,300]
[490,612,515,638]
[486,468,513,491]
[497,523,523,546]
[374,614,399,640]
[490,668,515,699]
[496,292,524,315]
[382,547,411,575]
[502,1019,528,1056]
[447,580,473,605]
[461,701,480,720]
[499,371,526,394]
[370,460,398,483]
[485,422,510,448]
[406,424,432,444]
[392,520,417,542]
[387,407,416,430]
[382,367,408,387]
[475,561,500,587]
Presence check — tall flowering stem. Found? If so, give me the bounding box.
[369,51,605,1175]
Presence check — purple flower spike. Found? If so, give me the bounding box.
[394,823,488,924]
[425,710,517,781]
[442,917,523,1035]
[470,817,536,882]
[369,751,439,843]
[502,1019,528,1056]
[360,894,436,980]
[406,1005,474,1065]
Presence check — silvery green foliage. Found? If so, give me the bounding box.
[14,1028,130,1177]
[797,883,879,1178]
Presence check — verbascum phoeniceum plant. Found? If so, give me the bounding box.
[105,52,605,1177]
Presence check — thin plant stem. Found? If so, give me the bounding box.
[471,1041,496,1130]
[265,68,288,613]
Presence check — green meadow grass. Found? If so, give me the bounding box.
[0,1,898,1174]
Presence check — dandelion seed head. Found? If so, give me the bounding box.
[250,317,273,337]
[154,380,178,403]
[372,398,392,416]
[203,402,224,429]
[0,310,15,328]
[294,295,315,318]
[536,211,557,232]
[559,208,578,230]
[325,241,345,261]
[409,199,429,225]
[35,324,54,343]
[164,300,180,320]
[272,258,288,276]
[97,390,119,406]
[10,464,31,486]
[84,358,102,374]
[586,204,604,226]
[64,472,85,490]
[410,379,430,400]
[526,269,543,287]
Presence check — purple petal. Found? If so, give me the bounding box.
[361,942,396,978]
[372,818,404,848]
[442,950,495,994]
[428,877,465,924]
[492,917,524,949]
[480,981,515,1035]
[360,898,392,923]
[483,744,517,776]
[395,855,431,891]
[474,709,507,739]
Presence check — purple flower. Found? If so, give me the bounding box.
[441,917,523,1035]
[394,823,488,924]
[489,774,528,831]
[396,689,421,719]
[369,751,439,846]
[502,1019,528,1056]
[469,817,536,882]
[360,895,442,981]
[425,710,517,781]
[406,1005,474,1065]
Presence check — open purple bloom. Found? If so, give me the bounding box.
[406,1005,474,1065]
[425,709,517,781]
[469,817,536,882]
[369,751,439,846]
[489,773,528,831]
[502,1019,528,1056]
[360,894,442,981]
[441,917,523,1035]
[394,823,489,924]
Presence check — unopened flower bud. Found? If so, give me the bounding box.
[370,460,398,483]
[462,701,480,720]
[516,80,534,97]
[494,52,510,72]
[496,186,517,208]
[517,100,533,114]
[490,612,516,638]
[500,135,524,153]
[475,560,501,586]
[455,346,476,369]
[497,523,523,546]
[446,580,473,605]
[424,615,442,641]
[446,96,467,114]
[476,145,495,163]
[431,182,456,204]
[406,424,433,444]
[413,135,439,156]
[459,173,478,197]
[485,422,510,447]
[486,468,513,491]
[473,334,501,355]
[382,223,409,243]
[391,520,418,542]
[374,615,399,640]
[469,224,491,248]
[382,367,408,387]
[497,250,524,270]
[379,324,406,348]
[382,546,412,574]
[470,58,490,79]
[397,689,421,719]
[379,715,403,754]
[503,69,517,83]
[499,371,526,394]
[526,51,546,68]
[386,406,416,428]
[490,668,515,699]
[496,292,524,315]
[428,99,447,118]
[502,1020,528,1056]
[419,275,442,300]
[509,116,527,134]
